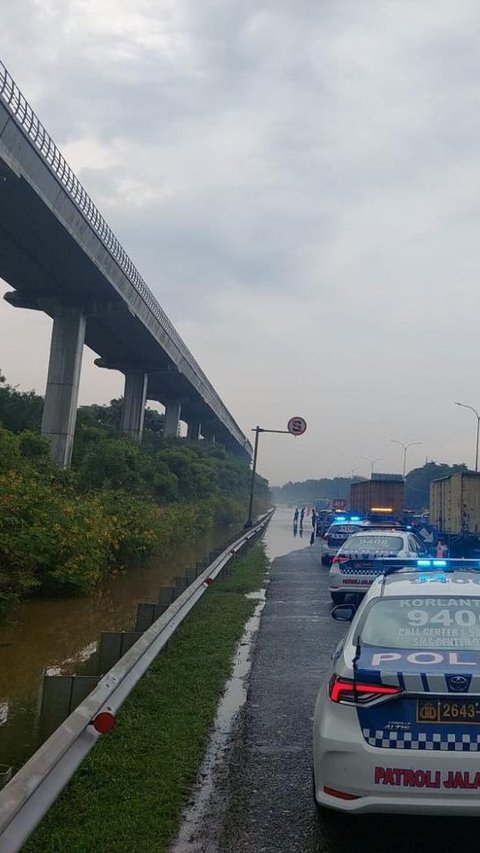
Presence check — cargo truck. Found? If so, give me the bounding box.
[350,475,404,517]
[430,472,480,555]
[430,471,480,534]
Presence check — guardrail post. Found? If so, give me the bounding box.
[97,632,142,675]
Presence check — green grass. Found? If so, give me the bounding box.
[24,544,269,853]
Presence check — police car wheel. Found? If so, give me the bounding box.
[330,592,345,605]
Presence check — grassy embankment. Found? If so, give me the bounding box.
[24,544,269,853]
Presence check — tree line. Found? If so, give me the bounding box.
[0,372,270,614]
[273,462,468,511]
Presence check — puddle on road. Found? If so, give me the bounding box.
[244,589,266,601]
[263,506,318,560]
[170,593,266,853]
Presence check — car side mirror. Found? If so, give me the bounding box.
[331,604,356,622]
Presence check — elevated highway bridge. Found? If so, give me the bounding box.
[0,62,251,466]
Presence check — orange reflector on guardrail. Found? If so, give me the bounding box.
[91,712,116,734]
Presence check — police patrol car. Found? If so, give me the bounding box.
[313,559,480,814]
[328,529,428,604]
[321,518,370,565]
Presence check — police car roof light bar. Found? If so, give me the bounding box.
[378,558,480,577]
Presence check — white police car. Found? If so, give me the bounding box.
[313,559,480,815]
[328,529,427,604]
[321,518,370,566]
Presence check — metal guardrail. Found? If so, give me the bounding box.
[0,61,250,454]
[0,511,273,853]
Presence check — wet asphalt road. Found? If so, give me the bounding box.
[213,539,480,853]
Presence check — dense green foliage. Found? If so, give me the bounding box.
[273,462,468,512]
[0,373,270,613]
[272,476,365,505]
[0,373,43,433]
[25,545,270,853]
[405,462,467,510]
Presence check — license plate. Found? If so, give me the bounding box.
[417,699,480,724]
[353,561,375,569]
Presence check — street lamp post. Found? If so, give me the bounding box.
[361,456,383,477]
[390,439,422,478]
[454,402,480,472]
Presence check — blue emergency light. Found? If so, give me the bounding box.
[378,557,480,576]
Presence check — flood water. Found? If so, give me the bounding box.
[0,507,311,775]
[0,525,234,773]
[263,504,316,559]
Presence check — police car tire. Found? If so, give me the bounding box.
[331,592,345,605]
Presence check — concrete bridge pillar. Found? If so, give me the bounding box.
[202,424,216,443]
[186,418,201,441]
[41,306,86,468]
[164,399,181,437]
[120,370,148,442]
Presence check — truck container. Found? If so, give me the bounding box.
[430,471,480,535]
[350,477,404,516]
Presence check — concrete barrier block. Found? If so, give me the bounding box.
[98,631,142,674]
[159,586,175,605]
[135,602,168,632]
[40,674,100,738]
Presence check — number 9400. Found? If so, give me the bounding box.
[408,609,479,627]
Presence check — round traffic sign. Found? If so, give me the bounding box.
[287,416,307,436]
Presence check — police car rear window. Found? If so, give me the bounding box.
[360,597,480,650]
[342,535,403,552]
[327,525,363,536]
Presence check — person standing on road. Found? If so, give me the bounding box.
[436,538,448,558]
[300,506,305,528]
[293,507,299,524]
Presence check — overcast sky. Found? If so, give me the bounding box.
[1,0,480,485]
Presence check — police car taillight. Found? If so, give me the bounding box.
[332,555,349,565]
[329,675,401,705]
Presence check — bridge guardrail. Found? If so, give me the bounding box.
[0,62,250,453]
[0,510,273,853]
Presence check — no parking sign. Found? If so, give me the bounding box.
[287,417,307,436]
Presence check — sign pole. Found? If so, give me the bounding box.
[245,426,262,529]
[244,417,307,529]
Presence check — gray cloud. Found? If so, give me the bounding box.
[2,0,480,482]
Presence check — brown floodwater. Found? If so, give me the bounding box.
[0,525,234,773]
